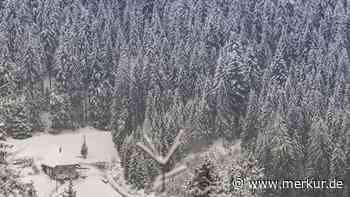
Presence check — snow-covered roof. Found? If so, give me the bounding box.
[42,145,80,167]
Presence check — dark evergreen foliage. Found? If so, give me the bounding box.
[0,142,37,196]
[188,157,222,197]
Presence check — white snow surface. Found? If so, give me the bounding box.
[7,127,122,197]
[9,127,116,164]
[42,145,81,167]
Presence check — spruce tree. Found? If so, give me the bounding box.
[214,39,249,140]
[306,117,333,179]
[80,135,88,159]
[269,111,300,179]
[111,96,130,151]
[241,89,259,151]
[63,179,76,197]
[188,157,222,197]
[244,43,263,91]
[3,101,32,139]
[0,142,37,196]
[270,33,289,85]
[215,38,249,117]
[330,142,347,180]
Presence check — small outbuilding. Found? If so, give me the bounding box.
[41,146,80,181]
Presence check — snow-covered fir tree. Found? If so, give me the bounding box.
[188,156,222,197]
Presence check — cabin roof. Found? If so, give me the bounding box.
[42,145,80,167]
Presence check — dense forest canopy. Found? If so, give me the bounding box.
[0,0,349,197]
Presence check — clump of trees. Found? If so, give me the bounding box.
[163,145,263,197]
[188,157,222,197]
[0,142,37,197]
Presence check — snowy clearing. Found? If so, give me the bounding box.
[7,127,122,197]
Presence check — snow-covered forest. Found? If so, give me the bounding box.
[0,0,350,197]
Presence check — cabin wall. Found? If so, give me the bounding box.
[54,165,79,180]
[42,164,79,180]
[41,164,54,178]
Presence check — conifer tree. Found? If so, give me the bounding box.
[214,38,249,117]
[330,142,347,180]
[244,43,263,91]
[0,142,37,196]
[270,111,300,179]
[80,135,88,159]
[188,156,222,197]
[63,179,76,197]
[270,32,289,85]
[241,89,259,151]
[213,38,249,140]
[2,101,32,139]
[111,96,130,151]
[307,117,333,179]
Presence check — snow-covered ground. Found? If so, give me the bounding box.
[53,166,119,197]
[7,127,122,197]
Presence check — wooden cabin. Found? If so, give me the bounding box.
[41,163,80,181]
[41,146,80,181]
